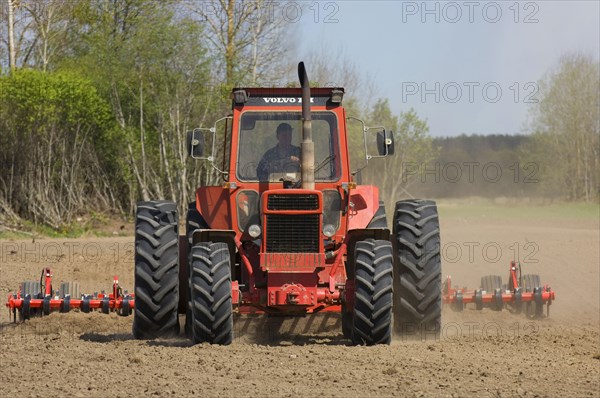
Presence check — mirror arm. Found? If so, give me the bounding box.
[209,161,228,176]
[351,163,369,178]
[347,116,389,175]
[347,116,370,175]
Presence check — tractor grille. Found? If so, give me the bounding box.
[267,194,319,211]
[266,214,320,253]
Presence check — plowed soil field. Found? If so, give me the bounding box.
[1,206,598,397]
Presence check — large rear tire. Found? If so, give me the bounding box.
[190,242,233,345]
[351,239,394,346]
[133,201,179,339]
[393,199,442,339]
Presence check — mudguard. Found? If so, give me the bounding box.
[344,228,391,279]
[347,185,381,230]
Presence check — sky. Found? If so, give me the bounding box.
[292,1,600,136]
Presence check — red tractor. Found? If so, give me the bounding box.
[132,63,442,345]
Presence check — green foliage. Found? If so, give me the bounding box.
[58,1,221,211]
[358,100,437,207]
[1,69,110,127]
[521,53,599,201]
[369,99,399,132]
[0,69,114,228]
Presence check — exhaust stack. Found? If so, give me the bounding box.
[298,62,314,190]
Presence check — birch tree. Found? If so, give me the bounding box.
[524,53,599,201]
[183,0,294,85]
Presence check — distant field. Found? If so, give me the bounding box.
[436,198,599,220]
[1,198,598,240]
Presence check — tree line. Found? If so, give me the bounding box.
[363,54,599,204]
[0,1,597,233]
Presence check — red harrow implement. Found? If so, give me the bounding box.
[5,268,134,322]
[443,261,556,317]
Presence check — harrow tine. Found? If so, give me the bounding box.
[454,291,464,312]
[513,288,523,314]
[475,289,483,310]
[493,288,503,311]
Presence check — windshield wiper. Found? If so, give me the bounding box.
[291,154,336,188]
[314,154,335,174]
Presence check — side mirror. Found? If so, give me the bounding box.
[187,129,205,158]
[377,130,395,156]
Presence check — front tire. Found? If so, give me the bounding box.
[190,242,233,345]
[185,202,209,338]
[133,201,179,339]
[393,199,442,339]
[351,239,394,346]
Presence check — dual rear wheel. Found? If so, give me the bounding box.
[133,201,233,344]
[345,199,442,345]
[132,201,180,339]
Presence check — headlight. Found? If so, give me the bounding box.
[322,224,336,238]
[248,224,262,238]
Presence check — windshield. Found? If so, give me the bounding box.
[236,111,339,182]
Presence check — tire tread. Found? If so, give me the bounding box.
[352,239,394,346]
[393,199,442,338]
[133,200,179,339]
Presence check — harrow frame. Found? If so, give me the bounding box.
[5,267,135,322]
[442,261,555,317]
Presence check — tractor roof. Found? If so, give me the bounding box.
[231,87,345,107]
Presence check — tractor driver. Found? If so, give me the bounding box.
[256,122,301,180]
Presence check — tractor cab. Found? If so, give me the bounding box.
[187,86,394,242]
[187,87,350,233]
